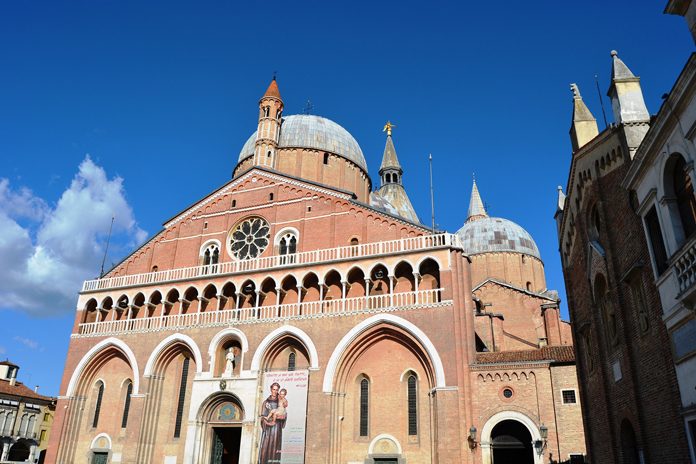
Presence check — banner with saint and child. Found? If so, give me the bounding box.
[257,370,309,464]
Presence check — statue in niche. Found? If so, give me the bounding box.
[224,346,240,377]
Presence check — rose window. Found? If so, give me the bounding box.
[229,217,270,260]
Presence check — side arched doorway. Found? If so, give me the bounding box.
[480,411,542,464]
[490,420,533,464]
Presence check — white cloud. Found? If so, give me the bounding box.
[0,156,147,316]
[13,336,39,350]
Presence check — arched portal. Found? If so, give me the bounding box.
[480,411,542,464]
[192,393,246,464]
[490,420,534,464]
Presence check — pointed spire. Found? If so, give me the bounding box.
[569,83,599,152]
[467,178,488,222]
[262,77,281,100]
[380,134,402,173]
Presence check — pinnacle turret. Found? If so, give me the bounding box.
[607,50,650,124]
[253,78,284,168]
[569,83,599,152]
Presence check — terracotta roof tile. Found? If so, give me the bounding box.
[0,380,55,402]
[262,79,281,99]
[475,345,575,364]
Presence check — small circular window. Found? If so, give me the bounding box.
[502,388,513,399]
[228,217,270,260]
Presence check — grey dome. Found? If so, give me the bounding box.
[456,217,541,259]
[238,114,367,171]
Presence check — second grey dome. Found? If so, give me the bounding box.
[456,217,541,259]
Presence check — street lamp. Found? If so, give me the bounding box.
[535,424,548,455]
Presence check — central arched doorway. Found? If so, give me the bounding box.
[490,420,534,464]
[192,392,245,464]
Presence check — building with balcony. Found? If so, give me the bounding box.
[47,79,585,464]
[556,17,695,462]
[0,360,56,463]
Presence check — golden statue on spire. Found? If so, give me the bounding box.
[383,121,396,136]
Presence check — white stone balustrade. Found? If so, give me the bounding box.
[81,233,462,293]
[674,235,696,294]
[75,288,448,337]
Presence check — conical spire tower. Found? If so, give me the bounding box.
[467,179,488,223]
[253,77,284,168]
[379,122,403,186]
[375,122,419,223]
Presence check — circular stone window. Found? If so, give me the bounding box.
[228,217,270,260]
[502,388,514,399]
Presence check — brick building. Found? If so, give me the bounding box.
[556,49,692,462]
[47,79,585,464]
[0,360,57,463]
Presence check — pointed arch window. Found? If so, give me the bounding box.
[288,352,296,371]
[92,381,105,428]
[359,378,369,437]
[174,357,190,438]
[263,106,270,118]
[174,357,191,438]
[121,381,133,428]
[407,374,418,435]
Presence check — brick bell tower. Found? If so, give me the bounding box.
[253,77,284,168]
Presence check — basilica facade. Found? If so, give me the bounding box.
[46,79,585,464]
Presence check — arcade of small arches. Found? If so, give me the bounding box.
[81,258,442,324]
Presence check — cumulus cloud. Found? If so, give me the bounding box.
[0,156,147,316]
[13,336,39,350]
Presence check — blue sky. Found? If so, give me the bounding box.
[0,1,692,396]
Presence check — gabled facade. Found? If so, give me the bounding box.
[48,79,585,464]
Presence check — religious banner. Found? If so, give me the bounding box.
[257,369,309,464]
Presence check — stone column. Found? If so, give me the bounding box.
[1,441,10,462]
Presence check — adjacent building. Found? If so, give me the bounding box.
[0,360,57,463]
[557,6,696,461]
